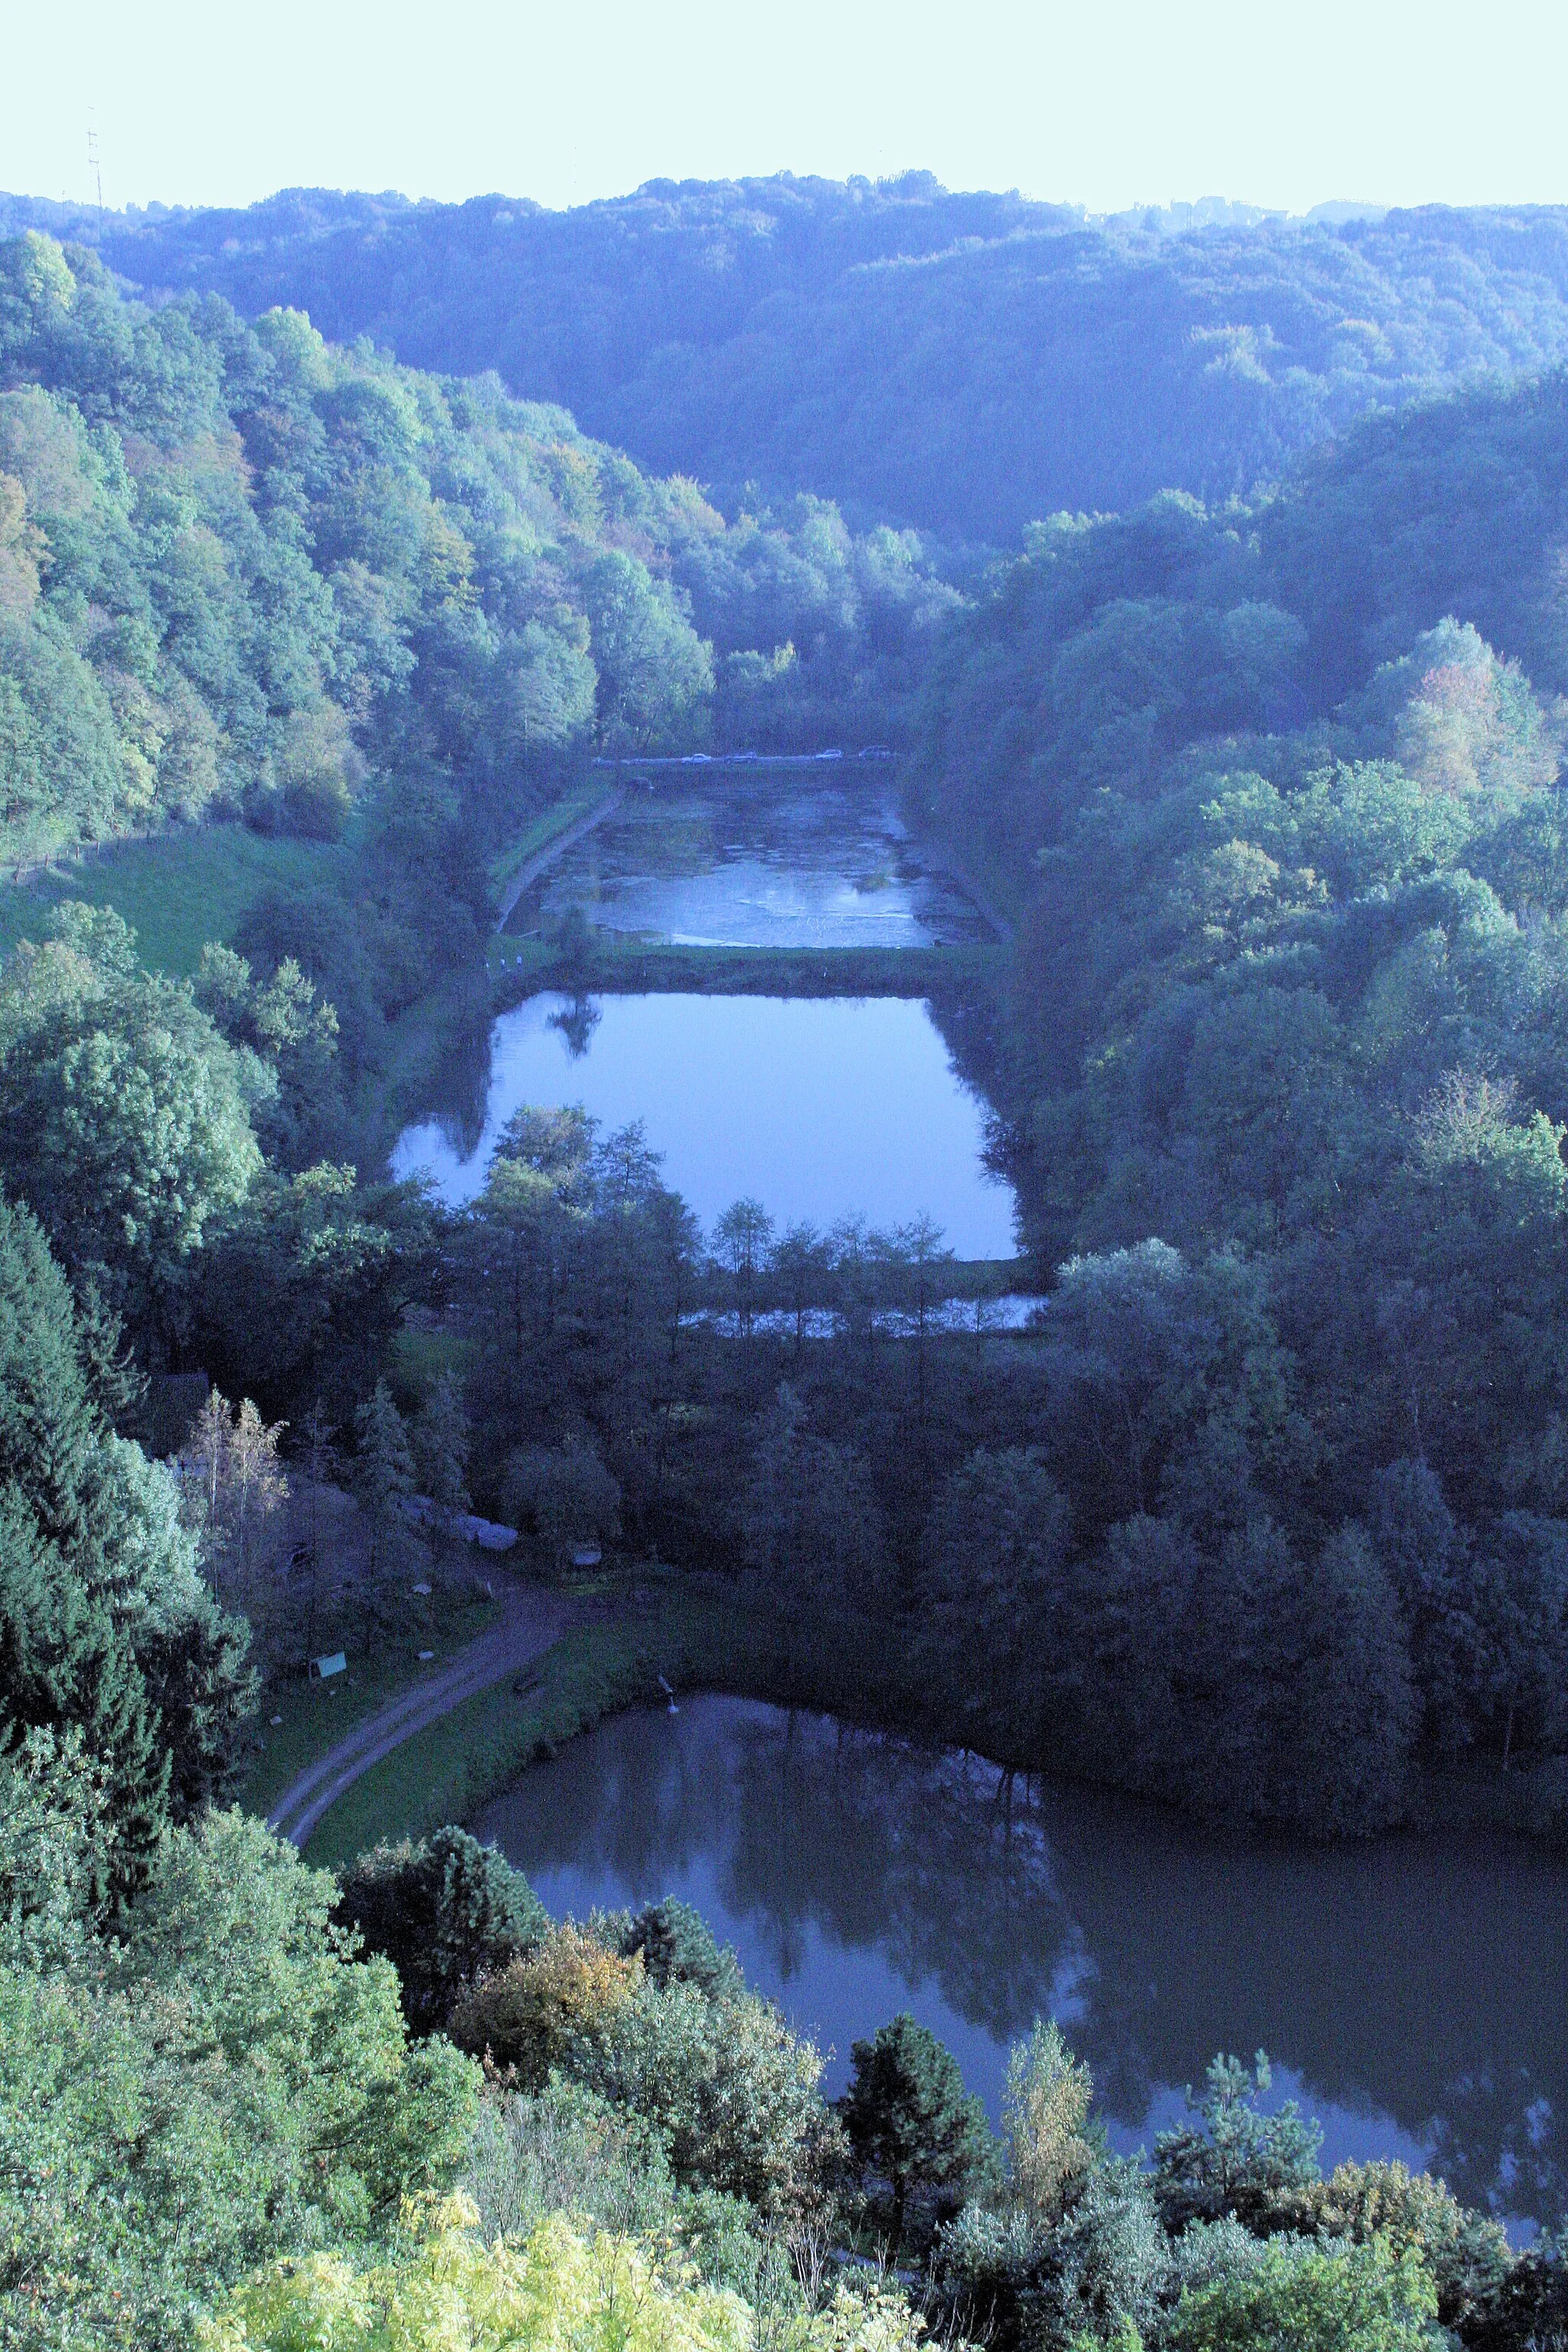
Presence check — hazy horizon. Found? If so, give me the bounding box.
[2,175,1403,228]
[5,0,1560,222]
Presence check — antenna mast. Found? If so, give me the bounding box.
[87,115,103,218]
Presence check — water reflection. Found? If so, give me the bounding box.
[512,782,992,948]
[547,995,601,1059]
[475,1695,1568,2228]
[392,994,1018,1254]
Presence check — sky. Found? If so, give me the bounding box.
[5,0,1566,220]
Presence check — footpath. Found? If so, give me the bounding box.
[266,1580,569,1851]
[494,787,625,933]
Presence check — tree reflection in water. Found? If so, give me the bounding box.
[474,1695,1568,2227]
[545,994,602,1059]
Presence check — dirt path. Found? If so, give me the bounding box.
[266,1581,570,1851]
[494,786,625,933]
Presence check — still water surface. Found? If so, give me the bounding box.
[475,1695,1568,2229]
[393,992,1017,1255]
[513,779,991,948]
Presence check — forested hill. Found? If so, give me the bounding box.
[14,178,1568,540]
[0,228,956,867]
[910,370,1568,1767]
[918,368,1568,877]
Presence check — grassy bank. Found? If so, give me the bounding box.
[488,939,1006,1003]
[0,826,345,973]
[487,781,618,905]
[296,1573,931,1865]
[293,1564,1568,1866]
[299,1608,673,1865]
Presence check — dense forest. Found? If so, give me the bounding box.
[6,230,1568,1870]
[0,227,955,871]
[910,367,1568,1828]
[11,179,1568,538]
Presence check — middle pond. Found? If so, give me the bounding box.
[392,991,1017,1256]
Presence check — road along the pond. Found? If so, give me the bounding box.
[266,1581,570,1850]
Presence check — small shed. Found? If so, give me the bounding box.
[309,1651,348,1681]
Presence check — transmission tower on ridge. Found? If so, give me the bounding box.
[87,116,103,217]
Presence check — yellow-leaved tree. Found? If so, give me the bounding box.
[199,2195,939,2352]
[199,2197,752,2352]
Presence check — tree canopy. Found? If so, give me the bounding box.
[25,181,1568,542]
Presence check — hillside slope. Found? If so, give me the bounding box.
[0,228,955,870]
[18,178,1568,539]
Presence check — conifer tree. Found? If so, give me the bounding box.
[413,1371,472,1527]
[840,2013,992,2243]
[0,1191,249,1883]
[353,1379,415,1596]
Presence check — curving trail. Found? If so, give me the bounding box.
[494,787,624,933]
[266,1581,569,1851]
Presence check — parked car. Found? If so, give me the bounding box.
[858,743,895,760]
[814,746,844,760]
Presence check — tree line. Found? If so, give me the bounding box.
[18,179,1568,541]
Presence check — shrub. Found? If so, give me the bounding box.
[449,1922,642,2086]
[1302,2158,1510,2331]
[1167,2231,1439,2352]
[197,2194,753,2352]
[590,1975,831,2217]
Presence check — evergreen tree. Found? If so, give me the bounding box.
[0,1189,98,1536]
[413,1371,472,1527]
[1154,2053,1322,2233]
[352,1377,415,1587]
[0,1192,248,1883]
[614,1897,743,2001]
[918,1449,1070,1749]
[334,1826,547,2032]
[840,2012,993,2243]
[1278,1526,1418,1833]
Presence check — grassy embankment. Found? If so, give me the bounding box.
[485,779,616,907]
[0,818,479,1165]
[281,1553,1568,1867]
[0,773,609,987]
[488,937,1006,1004]
[0,825,345,972]
[239,1580,501,1821]
[357,780,631,1156]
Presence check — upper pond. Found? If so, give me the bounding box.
[392,991,1017,1254]
[475,1694,1568,2233]
[508,776,994,948]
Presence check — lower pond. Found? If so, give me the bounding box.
[392,991,1017,1256]
[475,1694,1568,2232]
